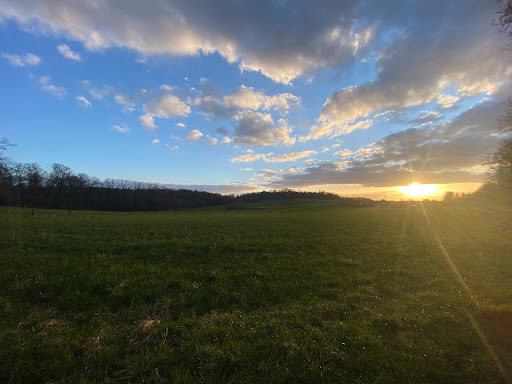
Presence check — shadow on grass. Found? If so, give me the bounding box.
[478,307,512,377]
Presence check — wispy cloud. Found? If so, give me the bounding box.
[111,124,130,134]
[231,150,317,163]
[75,95,92,108]
[39,76,67,98]
[2,52,41,67]
[114,93,136,107]
[57,44,81,61]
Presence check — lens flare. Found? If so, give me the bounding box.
[398,182,437,197]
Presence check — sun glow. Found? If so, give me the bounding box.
[398,182,437,198]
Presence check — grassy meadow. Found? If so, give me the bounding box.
[1,202,511,383]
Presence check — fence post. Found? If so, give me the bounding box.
[68,209,71,216]
[31,208,34,216]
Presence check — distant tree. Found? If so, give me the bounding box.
[443,191,454,202]
[47,163,73,208]
[488,138,512,185]
[0,139,15,184]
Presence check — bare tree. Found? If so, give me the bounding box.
[496,1,512,46]
[490,1,512,188]
[0,139,16,184]
[48,163,73,208]
[0,138,16,152]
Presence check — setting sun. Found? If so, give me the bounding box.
[398,182,437,198]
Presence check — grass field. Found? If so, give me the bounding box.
[1,202,511,383]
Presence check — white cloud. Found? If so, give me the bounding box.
[230,153,266,163]
[334,149,353,157]
[241,168,253,171]
[152,139,160,144]
[160,84,173,92]
[233,111,295,147]
[2,52,40,67]
[186,129,203,142]
[309,3,512,140]
[57,44,81,60]
[437,94,460,109]
[231,150,317,163]
[206,135,218,145]
[176,122,186,128]
[111,124,129,134]
[271,99,508,188]
[222,85,300,114]
[143,94,191,126]
[265,150,317,163]
[39,76,66,98]
[166,144,178,151]
[75,95,92,108]
[139,114,157,131]
[222,136,233,144]
[0,0,505,87]
[82,80,110,100]
[301,117,374,142]
[192,84,300,120]
[114,93,136,107]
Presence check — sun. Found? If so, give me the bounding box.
[398,182,437,198]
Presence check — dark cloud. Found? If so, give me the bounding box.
[0,0,373,83]
[273,100,508,188]
[309,0,511,138]
[215,126,229,136]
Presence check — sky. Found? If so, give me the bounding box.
[1,0,511,200]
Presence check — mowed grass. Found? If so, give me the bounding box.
[0,203,511,383]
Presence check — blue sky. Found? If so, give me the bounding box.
[1,0,510,199]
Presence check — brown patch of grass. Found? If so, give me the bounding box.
[130,319,161,350]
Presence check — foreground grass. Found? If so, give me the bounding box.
[0,203,511,383]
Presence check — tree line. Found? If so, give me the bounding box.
[0,141,375,211]
[0,144,231,211]
[238,189,375,207]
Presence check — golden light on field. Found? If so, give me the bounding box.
[398,182,438,198]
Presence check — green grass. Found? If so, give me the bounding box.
[1,203,511,383]
[243,198,342,210]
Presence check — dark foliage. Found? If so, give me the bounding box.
[239,189,375,207]
[0,144,374,210]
